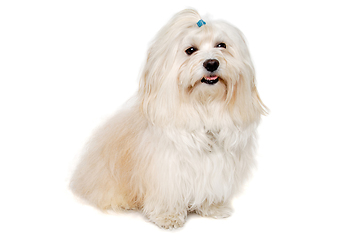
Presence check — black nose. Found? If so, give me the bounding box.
[203,59,219,72]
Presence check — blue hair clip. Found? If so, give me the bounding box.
[197,19,206,28]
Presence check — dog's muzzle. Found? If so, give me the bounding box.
[202,59,220,84]
[203,59,219,72]
[201,76,219,85]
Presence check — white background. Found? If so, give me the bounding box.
[1,0,359,239]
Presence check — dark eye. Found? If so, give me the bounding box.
[185,47,198,55]
[216,43,226,48]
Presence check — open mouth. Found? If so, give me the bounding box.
[201,75,219,85]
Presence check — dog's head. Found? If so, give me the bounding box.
[139,9,267,127]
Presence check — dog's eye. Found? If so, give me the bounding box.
[185,47,198,55]
[216,43,226,49]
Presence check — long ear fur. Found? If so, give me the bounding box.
[138,10,202,126]
[228,28,268,125]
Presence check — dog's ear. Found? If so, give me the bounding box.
[229,69,267,126]
[138,35,181,126]
[138,10,203,126]
[228,30,268,125]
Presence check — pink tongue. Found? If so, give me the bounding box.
[205,76,218,80]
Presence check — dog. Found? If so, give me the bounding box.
[70,9,267,229]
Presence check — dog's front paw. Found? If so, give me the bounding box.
[149,212,187,229]
[195,202,233,219]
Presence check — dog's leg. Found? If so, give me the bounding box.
[195,200,233,219]
[141,180,188,228]
[142,194,188,229]
[145,208,187,229]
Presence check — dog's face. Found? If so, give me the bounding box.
[177,22,246,103]
[139,10,266,127]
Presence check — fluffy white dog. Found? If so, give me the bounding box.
[71,9,267,229]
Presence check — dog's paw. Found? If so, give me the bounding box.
[149,212,187,229]
[195,202,233,219]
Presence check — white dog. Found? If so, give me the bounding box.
[71,9,267,229]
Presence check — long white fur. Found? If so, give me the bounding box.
[70,9,267,229]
